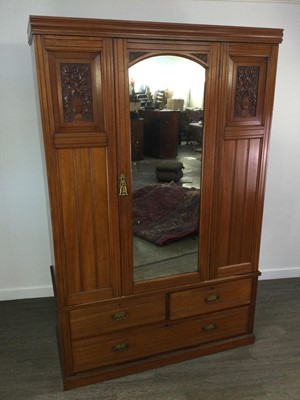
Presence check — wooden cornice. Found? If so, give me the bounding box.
[28,15,283,45]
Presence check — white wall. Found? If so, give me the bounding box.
[1,0,300,300]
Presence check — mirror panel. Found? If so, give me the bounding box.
[129,56,205,282]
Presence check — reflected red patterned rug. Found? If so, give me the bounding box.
[132,184,200,246]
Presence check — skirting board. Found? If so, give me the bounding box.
[1,267,300,301]
[259,266,300,280]
[0,285,53,301]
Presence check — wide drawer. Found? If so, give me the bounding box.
[69,293,166,340]
[72,305,250,373]
[169,278,253,320]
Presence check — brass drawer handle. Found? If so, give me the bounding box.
[112,343,129,352]
[111,310,129,321]
[202,323,217,332]
[204,294,220,303]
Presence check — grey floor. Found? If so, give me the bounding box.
[0,278,300,399]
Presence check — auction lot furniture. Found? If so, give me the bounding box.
[28,16,282,390]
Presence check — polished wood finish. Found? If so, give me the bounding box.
[28,15,283,44]
[72,306,250,373]
[169,277,253,320]
[69,293,166,340]
[28,16,282,390]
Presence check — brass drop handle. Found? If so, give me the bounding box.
[202,323,217,332]
[112,343,129,352]
[119,173,128,196]
[111,310,129,321]
[204,294,220,303]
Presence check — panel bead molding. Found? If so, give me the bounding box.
[234,66,259,118]
[60,63,94,123]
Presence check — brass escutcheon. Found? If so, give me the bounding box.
[204,294,220,303]
[202,323,217,332]
[112,343,129,352]
[119,174,128,196]
[111,310,129,321]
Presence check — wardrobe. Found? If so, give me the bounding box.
[28,16,283,390]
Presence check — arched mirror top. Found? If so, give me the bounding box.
[128,51,209,69]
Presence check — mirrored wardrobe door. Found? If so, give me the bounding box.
[128,55,206,282]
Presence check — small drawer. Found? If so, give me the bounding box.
[72,305,250,373]
[169,278,253,320]
[69,293,166,340]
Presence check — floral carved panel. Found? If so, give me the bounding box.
[60,63,94,123]
[192,53,208,66]
[234,66,259,118]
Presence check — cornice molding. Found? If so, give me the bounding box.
[28,15,283,45]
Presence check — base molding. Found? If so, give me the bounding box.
[260,266,300,280]
[63,334,255,390]
[0,285,53,301]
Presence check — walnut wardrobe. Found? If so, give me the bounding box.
[28,16,283,390]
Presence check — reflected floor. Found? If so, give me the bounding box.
[132,144,201,281]
[134,234,198,281]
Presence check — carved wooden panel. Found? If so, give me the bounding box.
[234,66,259,118]
[129,51,148,63]
[48,53,104,133]
[60,63,94,123]
[192,53,208,66]
[227,53,268,127]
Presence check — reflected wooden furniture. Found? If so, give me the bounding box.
[28,16,283,390]
[130,118,143,161]
[179,109,203,144]
[139,109,180,158]
[188,121,203,146]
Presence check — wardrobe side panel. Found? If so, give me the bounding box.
[212,43,279,278]
[33,36,121,306]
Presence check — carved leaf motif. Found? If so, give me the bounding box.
[234,66,259,118]
[193,53,208,65]
[129,52,148,63]
[60,63,94,123]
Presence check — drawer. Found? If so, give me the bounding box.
[69,293,166,340]
[169,278,253,320]
[72,305,250,373]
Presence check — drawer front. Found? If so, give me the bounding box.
[70,293,166,340]
[72,305,250,373]
[169,278,253,320]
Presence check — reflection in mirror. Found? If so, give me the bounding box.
[129,56,205,282]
